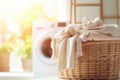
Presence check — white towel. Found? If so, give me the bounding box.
[57,37,68,70]
[66,35,78,69]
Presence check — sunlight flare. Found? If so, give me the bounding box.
[7,20,20,33]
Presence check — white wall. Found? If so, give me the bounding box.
[58,0,69,22]
[71,0,100,23]
[69,0,120,25]
[103,0,117,24]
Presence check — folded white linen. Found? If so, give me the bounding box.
[98,24,120,37]
[51,17,120,71]
[82,17,103,30]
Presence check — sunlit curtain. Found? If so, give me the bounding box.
[42,0,69,22]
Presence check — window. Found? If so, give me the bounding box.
[0,0,68,72]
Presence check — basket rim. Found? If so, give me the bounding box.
[82,40,120,45]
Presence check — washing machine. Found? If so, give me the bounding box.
[32,19,65,79]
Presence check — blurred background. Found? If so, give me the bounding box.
[0,0,120,80]
[0,0,68,72]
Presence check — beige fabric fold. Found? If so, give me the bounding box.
[76,37,83,57]
[66,34,83,69]
[57,37,68,70]
[67,35,77,69]
[51,37,57,61]
[51,32,69,70]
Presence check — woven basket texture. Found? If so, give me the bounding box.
[58,40,120,80]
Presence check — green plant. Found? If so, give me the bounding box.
[0,42,13,54]
[16,35,32,60]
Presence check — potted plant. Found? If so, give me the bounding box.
[0,42,13,71]
[16,35,32,72]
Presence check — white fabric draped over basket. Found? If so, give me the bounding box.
[51,17,120,71]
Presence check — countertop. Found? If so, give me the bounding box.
[0,72,60,80]
[0,72,33,80]
[35,77,59,80]
[0,72,63,80]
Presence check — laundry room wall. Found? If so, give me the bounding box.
[68,0,120,26]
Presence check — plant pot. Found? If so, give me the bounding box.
[22,59,32,72]
[0,53,10,72]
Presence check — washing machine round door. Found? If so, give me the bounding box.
[34,29,60,64]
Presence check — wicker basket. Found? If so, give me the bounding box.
[58,40,120,80]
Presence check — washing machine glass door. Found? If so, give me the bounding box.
[34,29,59,64]
[41,37,52,58]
